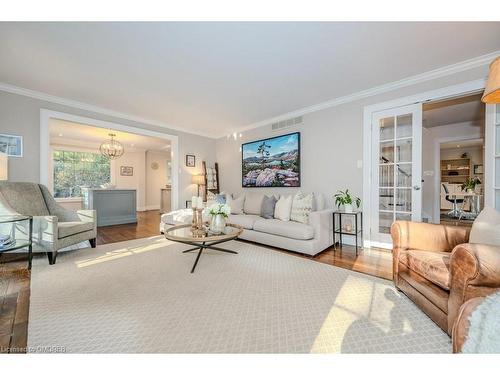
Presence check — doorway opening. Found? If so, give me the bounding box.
[422,93,485,227]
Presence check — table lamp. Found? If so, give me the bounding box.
[482,56,500,103]
[0,152,7,181]
[191,174,205,197]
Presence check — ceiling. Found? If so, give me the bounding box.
[440,139,484,150]
[49,119,171,152]
[1,22,500,137]
[423,93,485,128]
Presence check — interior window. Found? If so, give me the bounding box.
[53,150,110,198]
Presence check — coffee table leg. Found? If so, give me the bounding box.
[191,247,204,273]
[182,246,201,253]
[206,245,238,254]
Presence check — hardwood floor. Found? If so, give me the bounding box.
[97,210,162,245]
[0,254,30,353]
[0,209,393,354]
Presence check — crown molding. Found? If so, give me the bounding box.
[0,82,217,139]
[1,50,497,141]
[220,50,499,138]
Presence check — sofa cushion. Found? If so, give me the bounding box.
[253,218,314,240]
[58,221,94,239]
[469,207,500,247]
[399,250,451,290]
[227,214,261,230]
[244,192,265,215]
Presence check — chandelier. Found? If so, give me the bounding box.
[99,133,124,160]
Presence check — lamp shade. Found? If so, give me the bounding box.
[0,152,7,181]
[192,174,205,185]
[482,57,500,103]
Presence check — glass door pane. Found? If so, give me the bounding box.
[377,113,414,234]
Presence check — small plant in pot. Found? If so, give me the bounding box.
[208,203,231,234]
[461,177,481,193]
[334,189,361,213]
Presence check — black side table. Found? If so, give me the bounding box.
[332,210,363,255]
[0,215,33,270]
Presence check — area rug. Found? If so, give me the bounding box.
[28,237,451,353]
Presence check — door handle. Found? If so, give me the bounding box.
[413,185,421,191]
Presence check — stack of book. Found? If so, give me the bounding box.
[0,234,13,249]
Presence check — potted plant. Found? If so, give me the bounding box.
[334,189,361,213]
[461,177,481,193]
[208,203,231,234]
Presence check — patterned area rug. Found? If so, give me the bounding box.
[28,237,451,353]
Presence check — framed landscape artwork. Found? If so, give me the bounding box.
[242,132,300,187]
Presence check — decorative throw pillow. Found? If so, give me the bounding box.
[261,195,277,219]
[226,195,245,215]
[469,207,500,247]
[290,192,314,224]
[244,192,265,215]
[274,195,293,221]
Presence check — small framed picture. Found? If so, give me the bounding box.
[185,154,196,167]
[0,133,23,157]
[474,164,483,174]
[120,166,134,176]
[185,200,192,209]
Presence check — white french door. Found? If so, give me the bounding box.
[371,103,423,245]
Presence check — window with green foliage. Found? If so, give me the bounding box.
[53,150,111,198]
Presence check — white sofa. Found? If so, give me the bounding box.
[160,192,334,256]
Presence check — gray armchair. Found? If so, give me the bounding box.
[0,182,97,264]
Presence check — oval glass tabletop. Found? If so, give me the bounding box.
[0,215,32,224]
[165,223,243,243]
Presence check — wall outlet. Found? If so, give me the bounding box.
[356,160,363,169]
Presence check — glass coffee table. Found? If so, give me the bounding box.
[164,223,243,273]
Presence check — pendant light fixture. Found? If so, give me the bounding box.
[99,133,124,160]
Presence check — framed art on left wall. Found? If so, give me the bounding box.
[0,134,23,157]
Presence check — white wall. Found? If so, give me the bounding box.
[421,121,484,223]
[145,150,170,210]
[216,66,489,214]
[0,91,216,209]
[114,150,147,210]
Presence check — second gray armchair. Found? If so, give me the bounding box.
[0,182,97,265]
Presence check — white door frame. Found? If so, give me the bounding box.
[484,104,497,209]
[363,78,486,248]
[40,109,180,211]
[433,135,484,224]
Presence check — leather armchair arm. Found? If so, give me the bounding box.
[448,243,500,334]
[452,297,485,353]
[391,221,470,252]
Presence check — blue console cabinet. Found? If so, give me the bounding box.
[83,189,137,227]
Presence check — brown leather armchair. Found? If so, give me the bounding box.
[452,297,485,353]
[391,221,500,335]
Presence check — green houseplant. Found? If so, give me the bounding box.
[461,177,481,193]
[334,189,361,213]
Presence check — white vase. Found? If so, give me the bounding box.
[344,204,353,213]
[210,214,226,234]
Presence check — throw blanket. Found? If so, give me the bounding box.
[462,291,500,353]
